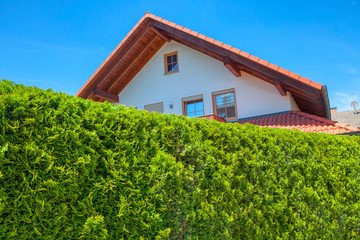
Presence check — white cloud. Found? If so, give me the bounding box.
[337,63,359,75]
[346,66,358,75]
[0,36,86,53]
[332,92,359,111]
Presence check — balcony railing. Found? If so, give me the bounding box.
[196,114,226,123]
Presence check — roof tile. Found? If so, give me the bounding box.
[222,43,232,50]
[231,47,241,54]
[205,36,215,43]
[152,15,163,22]
[310,81,323,90]
[198,33,207,40]
[335,122,347,128]
[287,72,300,80]
[240,51,250,58]
[168,22,176,28]
[258,59,269,66]
[278,67,290,75]
[175,24,184,31]
[268,63,279,71]
[213,40,223,47]
[238,111,360,134]
[190,30,199,37]
[332,110,360,128]
[182,27,192,34]
[249,55,260,62]
[298,76,311,84]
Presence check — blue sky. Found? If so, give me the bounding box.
[1,0,359,111]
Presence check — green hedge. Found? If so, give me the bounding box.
[0,80,360,239]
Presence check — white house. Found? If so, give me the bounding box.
[76,13,360,134]
[116,40,299,121]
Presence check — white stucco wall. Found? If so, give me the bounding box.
[118,41,293,119]
[288,92,300,111]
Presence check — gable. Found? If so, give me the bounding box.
[76,12,330,119]
[119,41,294,118]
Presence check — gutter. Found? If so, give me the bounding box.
[336,131,360,136]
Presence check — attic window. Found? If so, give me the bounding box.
[164,51,179,74]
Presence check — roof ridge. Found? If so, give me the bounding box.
[290,110,360,131]
[290,110,336,124]
[334,122,360,131]
[237,111,290,122]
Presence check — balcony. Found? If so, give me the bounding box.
[196,114,226,123]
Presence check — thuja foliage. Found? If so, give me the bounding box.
[0,80,360,239]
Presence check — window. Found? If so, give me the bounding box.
[164,51,179,74]
[182,95,204,117]
[212,89,237,121]
[144,102,164,113]
[185,100,204,117]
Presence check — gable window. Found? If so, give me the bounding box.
[164,51,179,74]
[212,89,237,121]
[144,102,164,113]
[182,95,204,117]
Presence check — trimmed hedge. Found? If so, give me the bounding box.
[0,80,360,239]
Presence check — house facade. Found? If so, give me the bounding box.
[76,13,360,134]
[118,40,299,120]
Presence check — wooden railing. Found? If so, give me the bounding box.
[197,114,226,123]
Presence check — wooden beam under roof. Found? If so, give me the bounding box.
[152,21,319,96]
[112,39,167,94]
[107,33,161,92]
[165,29,325,116]
[93,88,119,103]
[83,25,152,100]
[273,79,287,96]
[149,25,171,42]
[223,56,241,78]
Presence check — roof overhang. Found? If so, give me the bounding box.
[76,13,331,119]
[337,131,360,136]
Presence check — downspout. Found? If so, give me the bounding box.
[320,85,331,120]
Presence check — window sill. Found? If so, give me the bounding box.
[165,69,179,75]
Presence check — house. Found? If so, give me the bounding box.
[332,109,360,128]
[76,13,360,135]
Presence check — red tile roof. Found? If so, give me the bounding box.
[238,111,360,134]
